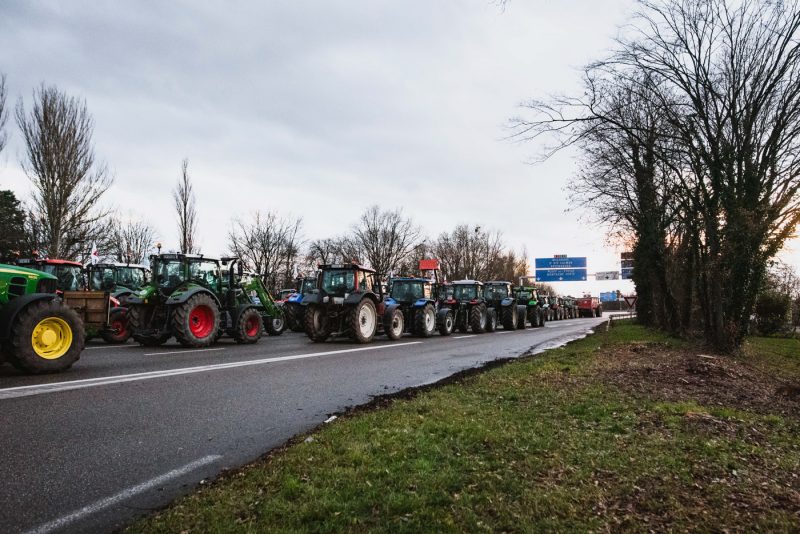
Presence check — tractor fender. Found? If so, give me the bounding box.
[0,293,58,341]
[501,297,515,307]
[110,306,128,316]
[412,298,435,308]
[166,287,221,308]
[436,307,452,323]
[343,292,367,305]
[301,293,321,306]
[113,289,133,301]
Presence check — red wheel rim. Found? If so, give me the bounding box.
[111,320,126,336]
[189,305,215,338]
[245,316,259,337]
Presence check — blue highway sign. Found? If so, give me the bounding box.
[535,257,587,270]
[535,268,588,282]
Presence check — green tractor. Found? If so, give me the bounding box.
[126,253,278,347]
[87,262,150,304]
[301,263,385,343]
[513,286,547,327]
[0,263,85,373]
[562,296,579,319]
[439,280,494,334]
[483,281,528,330]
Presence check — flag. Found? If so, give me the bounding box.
[91,242,99,265]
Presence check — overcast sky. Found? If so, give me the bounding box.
[1,0,798,294]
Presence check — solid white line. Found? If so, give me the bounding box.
[452,335,476,339]
[144,347,226,356]
[26,455,222,534]
[495,330,513,334]
[0,342,424,401]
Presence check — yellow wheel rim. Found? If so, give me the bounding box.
[31,317,73,360]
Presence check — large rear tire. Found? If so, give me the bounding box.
[101,308,131,344]
[350,299,377,344]
[414,304,436,338]
[470,303,487,334]
[8,299,84,374]
[501,305,517,330]
[385,308,404,340]
[516,306,527,330]
[172,293,220,348]
[128,304,170,346]
[234,307,263,344]
[305,305,331,342]
[486,307,496,332]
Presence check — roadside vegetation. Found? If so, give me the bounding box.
[131,322,800,533]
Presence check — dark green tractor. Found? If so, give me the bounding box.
[126,254,267,347]
[302,264,385,343]
[87,262,150,304]
[562,296,579,319]
[439,280,493,334]
[483,281,528,330]
[237,269,286,336]
[513,286,547,327]
[0,263,85,373]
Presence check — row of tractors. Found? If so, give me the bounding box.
[0,255,603,375]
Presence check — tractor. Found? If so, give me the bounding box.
[438,280,493,334]
[87,262,150,304]
[126,253,269,347]
[15,257,126,344]
[483,281,528,330]
[301,263,388,343]
[0,263,85,373]
[577,296,603,318]
[548,295,565,321]
[385,276,453,338]
[562,296,579,319]
[237,270,286,336]
[284,277,317,332]
[513,286,547,327]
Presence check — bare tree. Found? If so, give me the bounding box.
[0,74,8,157]
[228,211,304,289]
[173,158,198,254]
[352,205,423,277]
[16,84,112,261]
[111,217,157,264]
[304,237,362,270]
[432,224,506,281]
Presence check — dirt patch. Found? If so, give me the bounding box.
[592,342,800,419]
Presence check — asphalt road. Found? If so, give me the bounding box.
[0,316,606,533]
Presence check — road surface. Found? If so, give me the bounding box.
[0,316,606,533]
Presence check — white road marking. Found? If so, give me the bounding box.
[0,342,424,401]
[144,347,226,356]
[26,455,221,534]
[452,335,476,339]
[495,330,513,334]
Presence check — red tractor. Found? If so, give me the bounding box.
[576,296,603,318]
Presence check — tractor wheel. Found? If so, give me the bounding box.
[349,299,377,344]
[283,304,297,331]
[596,307,603,317]
[527,308,537,327]
[385,308,404,340]
[128,304,170,346]
[438,310,454,336]
[101,308,131,344]
[8,299,84,374]
[172,293,220,348]
[501,305,517,330]
[234,307,263,344]
[539,308,547,326]
[291,305,307,332]
[516,306,527,330]
[470,304,487,334]
[486,307,496,332]
[414,304,436,338]
[265,313,285,336]
[305,305,331,342]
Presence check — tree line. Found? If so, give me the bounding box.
[514,0,800,350]
[0,75,528,290]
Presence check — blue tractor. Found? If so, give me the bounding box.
[384,276,454,338]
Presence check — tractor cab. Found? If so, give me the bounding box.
[452,280,483,303]
[316,264,379,298]
[387,278,432,304]
[87,262,149,294]
[149,254,221,296]
[15,258,84,292]
[484,281,527,330]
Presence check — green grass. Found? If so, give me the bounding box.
[132,324,800,533]
[744,336,800,380]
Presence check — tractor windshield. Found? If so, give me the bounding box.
[484,285,509,300]
[438,285,454,301]
[189,260,220,289]
[116,267,147,290]
[41,265,83,291]
[390,281,426,302]
[321,270,355,295]
[154,258,186,292]
[301,278,316,293]
[90,267,116,291]
[453,284,478,301]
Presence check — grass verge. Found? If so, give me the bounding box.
[132,323,800,533]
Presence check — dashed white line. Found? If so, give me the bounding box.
[27,454,222,534]
[452,335,476,339]
[143,347,226,357]
[495,330,513,334]
[0,341,424,401]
